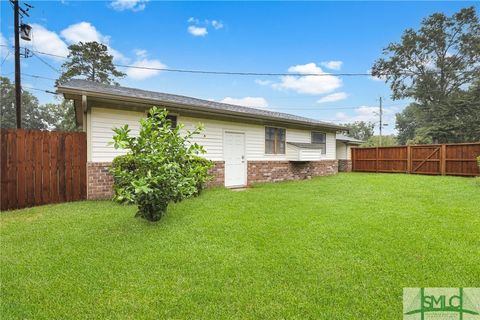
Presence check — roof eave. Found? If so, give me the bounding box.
[57,85,348,131]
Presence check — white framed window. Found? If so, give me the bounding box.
[311,131,326,154]
[265,127,286,154]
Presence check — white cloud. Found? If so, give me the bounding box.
[110,0,147,12]
[0,32,10,61]
[320,60,343,70]
[221,97,269,109]
[287,63,323,74]
[187,18,224,36]
[133,48,147,58]
[335,105,394,123]
[272,63,342,95]
[61,22,126,62]
[211,20,224,30]
[126,56,166,80]
[188,25,208,37]
[61,21,105,44]
[0,32,7,47]
[255,79,272,86]
[316,92,348,104]
[26,24,69,60]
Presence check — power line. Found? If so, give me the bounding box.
[21,73,57,81]
[31,52,60,73]
[1,44,474,81]
[0,44,395,78]
[1,50,11,67]
[9,72,408,110]
[20,84,59,95]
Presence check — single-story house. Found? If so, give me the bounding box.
[57,79,352,199]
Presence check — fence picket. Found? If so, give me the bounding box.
[1,130,9,210]
[0,129,87,211]
[352,143,480,177]
[7,131,18,210]
[16,130,26,208]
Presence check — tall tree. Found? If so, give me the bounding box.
[40,101,78,131]
[361,135,397,148]
[1,77,45,129]
[341,121,375,141]
[0,77,78,131]
[395,104,421,145]
[56,41,126,86]
[372,7,480,143]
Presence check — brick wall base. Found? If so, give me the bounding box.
[338,159,352,172]
[87,162,114,200]
[86,161,226,200]
[86,159,338,199]
[247,160,338,184]
[207,161,225,187]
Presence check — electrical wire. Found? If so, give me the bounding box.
[21,85,59,95]
[21,73,57,81]
[9,72,408,110]
[31,52,60,73]
[1,50,11,67]
[0,44,399,78]
[0,44,474,81]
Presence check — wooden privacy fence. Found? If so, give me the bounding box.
[351,143,480,176]
[1,129,87,211]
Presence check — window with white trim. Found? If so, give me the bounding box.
[265,127,286,154]
[311,132,326,154]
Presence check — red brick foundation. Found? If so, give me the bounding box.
[338,159,352,172]
[86,161,226,200]
[247,160,338,184]
[86,160,338,199]
[87,162,114,200]
[207,161,225,187]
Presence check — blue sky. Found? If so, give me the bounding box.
[1,1,477,134]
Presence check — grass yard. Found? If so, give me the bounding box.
[1,173,479,319]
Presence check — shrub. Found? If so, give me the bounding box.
[110,107,213,221]
[187,156,214,196]
[110,154,137,204]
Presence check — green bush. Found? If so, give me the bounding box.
[187,156,214,196]
[110,154,138,204]
[110,107,213,221]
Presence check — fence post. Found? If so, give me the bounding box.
[440,144,446,175]
[351,148,355,171]
[406,145,411,174]
[376,147,379,173]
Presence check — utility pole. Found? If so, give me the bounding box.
[11,0,32,128]
[14,0,21,128]
[379,97,383,147]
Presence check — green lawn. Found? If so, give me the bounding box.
[1,173,479,319]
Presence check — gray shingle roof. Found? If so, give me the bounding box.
[336,133,364,144]
[57,79,346,130]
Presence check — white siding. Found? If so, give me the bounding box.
[286,144,327,161]
[89,107,337,162]
[300,149,323,161]
[90,107,144,162]
[336,141,352,160]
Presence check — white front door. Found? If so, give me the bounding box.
[224,132,246,187]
